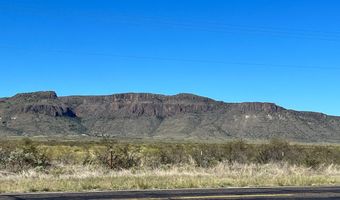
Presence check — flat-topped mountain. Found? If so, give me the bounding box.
[1,91,339,142]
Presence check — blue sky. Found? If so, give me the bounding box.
[0,0,340,115]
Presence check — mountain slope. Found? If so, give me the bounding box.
[0,91,340,142]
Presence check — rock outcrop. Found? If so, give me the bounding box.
[0,91,339,142]
[12,91,58,101]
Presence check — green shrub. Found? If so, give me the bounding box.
[2,138,340,172]
[256,139,292,163]
[96,143,141,170]
[0,138,50,172]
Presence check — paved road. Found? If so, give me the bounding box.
[1,187,340,200]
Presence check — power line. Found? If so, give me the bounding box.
[0,4,339,71]
[103,19,340,42]
[107,15,340,39]
[1,4,340,41]
[0,45,338,71]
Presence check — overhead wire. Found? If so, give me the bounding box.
[0,3,339,70]
[1,3,340,41]
[0,45,338,71]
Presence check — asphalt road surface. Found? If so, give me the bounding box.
[1,187,340,200]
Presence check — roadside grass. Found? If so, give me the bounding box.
[1,138,340,193]
[1,163,340,193]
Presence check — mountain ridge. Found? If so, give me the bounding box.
[0,91,339,142]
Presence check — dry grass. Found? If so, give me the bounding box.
[1,162,340,193]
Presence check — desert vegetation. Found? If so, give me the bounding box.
[1,138,340,193]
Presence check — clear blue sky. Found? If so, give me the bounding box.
[0,0,340,115]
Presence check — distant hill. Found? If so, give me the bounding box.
[0,91,340,142]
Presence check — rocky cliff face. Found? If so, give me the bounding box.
[11,91,58,101]
[1,91,339,142]
[60,93,220,118]
[7,91,76,117]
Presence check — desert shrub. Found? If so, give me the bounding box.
[1,138,50,172]
[111,145,141,170]
[256,139,292,163]
[224,140,251,163]
[188,144,220,167]
[158,144,191,166]
[2,138,340,171]
[139,146,163,168]
[191,150,219,168]
[96,143,141,170]
[300,146,340,168]
[188,140,256,167]
[0,147,9,169]
[81,149,97,165]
